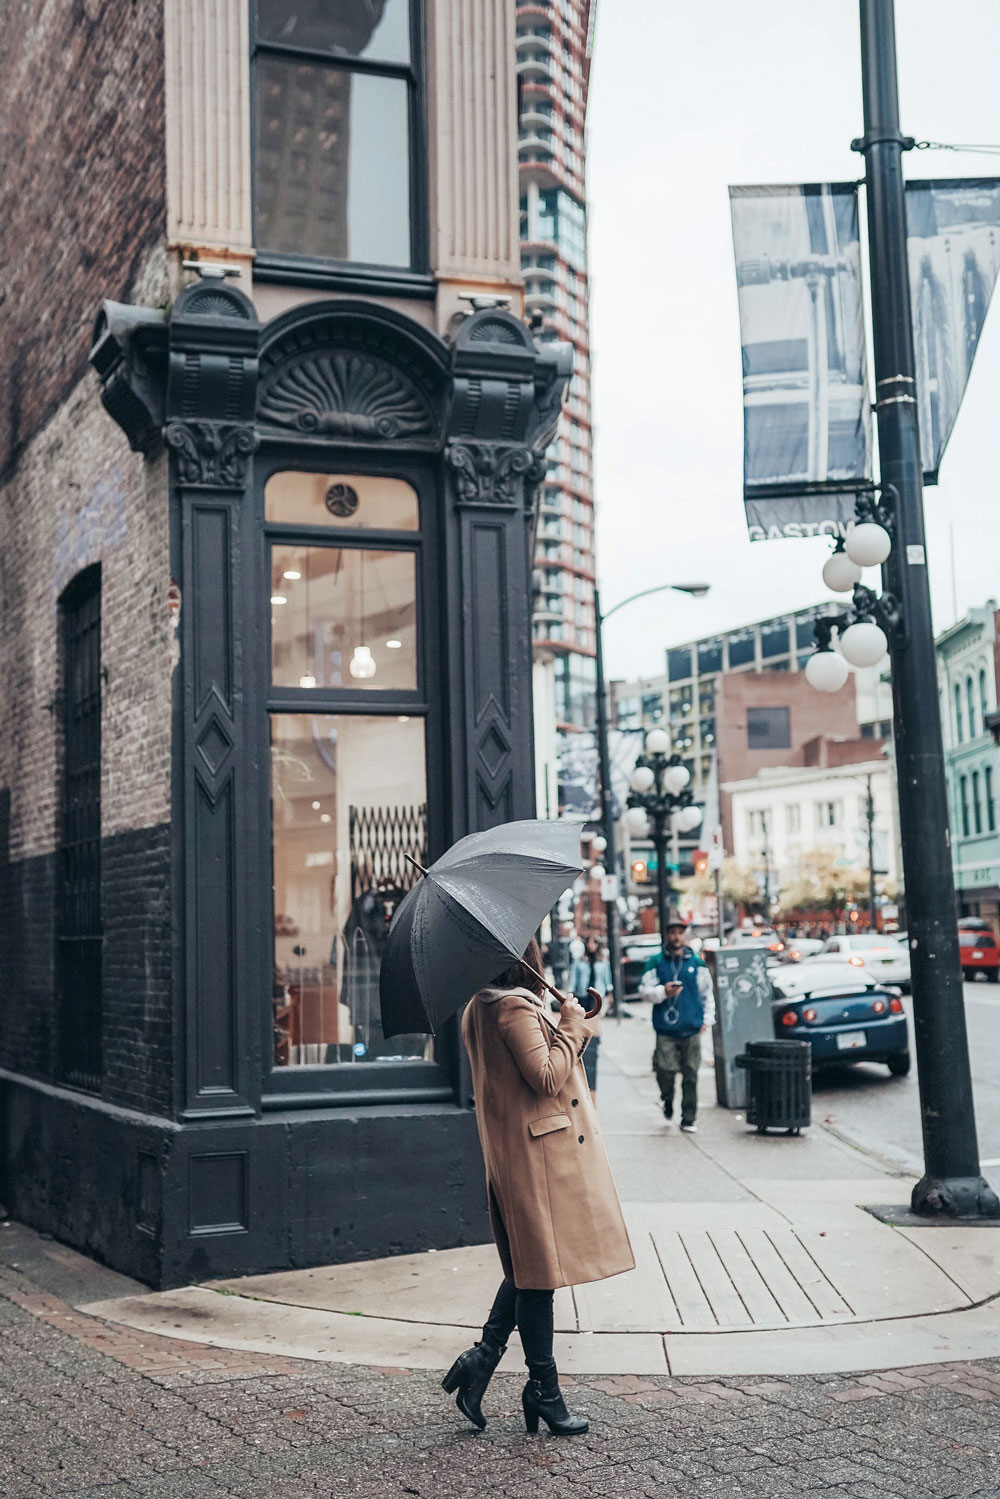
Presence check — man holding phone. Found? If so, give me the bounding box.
[639,912,716,1132]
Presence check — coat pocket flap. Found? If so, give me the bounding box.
[528,1115,572,1138]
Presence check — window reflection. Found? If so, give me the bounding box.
[266,472,419,531]
[271,714,429,1066]
[271,546,417,691]
[256,57,410,265]
[257,0,411,64]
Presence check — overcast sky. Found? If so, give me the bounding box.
[587,0,1000,682]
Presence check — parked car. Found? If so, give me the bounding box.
[812,932,911,989]
[621,934,662,996]
[770,962,910,1075]
[959,927,1000,982]
[777,937,825,964]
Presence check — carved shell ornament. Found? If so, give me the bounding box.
[259,352,433,440]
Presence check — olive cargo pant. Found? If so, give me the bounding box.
[653,1032,702,1125]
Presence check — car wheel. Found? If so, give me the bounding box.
[887,1052,911,1077]
[962,968,972,982]
[988,969,1000,985]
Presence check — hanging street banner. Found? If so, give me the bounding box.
[730,183,872,542]
[906,178,1000,483]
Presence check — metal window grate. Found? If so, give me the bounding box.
[349,801,427,903]
[57,568,103,1091]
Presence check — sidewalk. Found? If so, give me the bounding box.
[4,1019,1000,1497]
[79,1011,1000,1379]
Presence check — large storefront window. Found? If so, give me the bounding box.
[271,714,429,1067]
[266,469,434,1081]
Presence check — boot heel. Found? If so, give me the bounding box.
[441,1358,462,1394]
[522,1392,540,1434]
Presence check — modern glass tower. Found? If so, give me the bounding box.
[518,0,598,799]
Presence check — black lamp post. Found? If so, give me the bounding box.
[594,582,710,1008]
[801,0,998,1219]
[625,728,703,942]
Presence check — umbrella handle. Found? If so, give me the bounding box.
[523,962,603,1021]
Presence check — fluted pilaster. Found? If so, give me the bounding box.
[165,0,253,254]
[427,0,521,282]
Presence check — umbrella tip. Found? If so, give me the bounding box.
[404,852,429,877]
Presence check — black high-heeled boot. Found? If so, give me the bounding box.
[441,1339,507,1431]
[521,1359,588,1436]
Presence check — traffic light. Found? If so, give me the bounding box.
[695,854,709,877]
[631,859,649,884]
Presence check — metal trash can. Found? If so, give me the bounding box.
[735,1040,811,1134]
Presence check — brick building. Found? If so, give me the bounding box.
[0,1,569,1286]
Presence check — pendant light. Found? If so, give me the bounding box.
[349,551,377,680]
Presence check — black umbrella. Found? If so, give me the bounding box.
[379,819,587,1038]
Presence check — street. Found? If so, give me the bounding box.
[807,981,1000,1182]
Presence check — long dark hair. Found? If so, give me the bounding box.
[491,936,547,999]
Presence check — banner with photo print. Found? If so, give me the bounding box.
[730,183,872,541]
[907,178,1000,483]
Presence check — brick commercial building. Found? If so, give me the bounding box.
[0,1,570,1287]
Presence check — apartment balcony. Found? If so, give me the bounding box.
[516,30,553,51]
[520,259,557,282]
[520,105,554,131]
[524,289,558,315]
[516,56,553,83]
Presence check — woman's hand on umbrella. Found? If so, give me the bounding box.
[558,993,585,1020]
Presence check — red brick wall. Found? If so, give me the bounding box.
[0,0,167,477]
[717,670,860,844]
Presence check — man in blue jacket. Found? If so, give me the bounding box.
[639,911,715,1132]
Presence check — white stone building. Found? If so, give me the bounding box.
[723,758,899,896]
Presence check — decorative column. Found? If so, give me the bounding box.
[444,309,569,836]
[164,0,254,281]
[164,276,261,1118]
[425,0,523,324]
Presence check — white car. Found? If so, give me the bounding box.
[771,960,889,1001]
[778,937,825,963]
[810,933,911,989]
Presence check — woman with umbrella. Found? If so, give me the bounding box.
[380,820,634,1435]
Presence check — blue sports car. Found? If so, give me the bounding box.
[770,960,910,1077]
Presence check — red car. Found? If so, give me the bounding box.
[959,926,1000,983]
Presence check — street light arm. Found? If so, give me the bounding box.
[600,581,710,623]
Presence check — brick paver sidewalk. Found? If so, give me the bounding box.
[2,1259,998,1498]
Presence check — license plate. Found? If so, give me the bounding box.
[836,1030,866,1050]
[973,951,984,959]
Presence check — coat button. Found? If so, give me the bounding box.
[571,1098,578,1106]
[578,1134,585,1143]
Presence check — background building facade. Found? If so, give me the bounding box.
[938,602,1000,936]
[0,0,568,1287]
[518,0,599,813]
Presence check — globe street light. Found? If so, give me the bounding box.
[593,581,711,1013]
[625,729,703,943]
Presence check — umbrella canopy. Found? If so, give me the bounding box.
[379,819,584,1038]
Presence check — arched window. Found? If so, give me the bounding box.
[955,682,964,743]
[967,676,977,739]
[980,668,989,722]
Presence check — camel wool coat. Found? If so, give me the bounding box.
[462,985,635,1291]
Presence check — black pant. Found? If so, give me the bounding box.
[483,1278,554,1373]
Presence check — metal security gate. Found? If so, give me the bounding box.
[57,568,103,1090]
